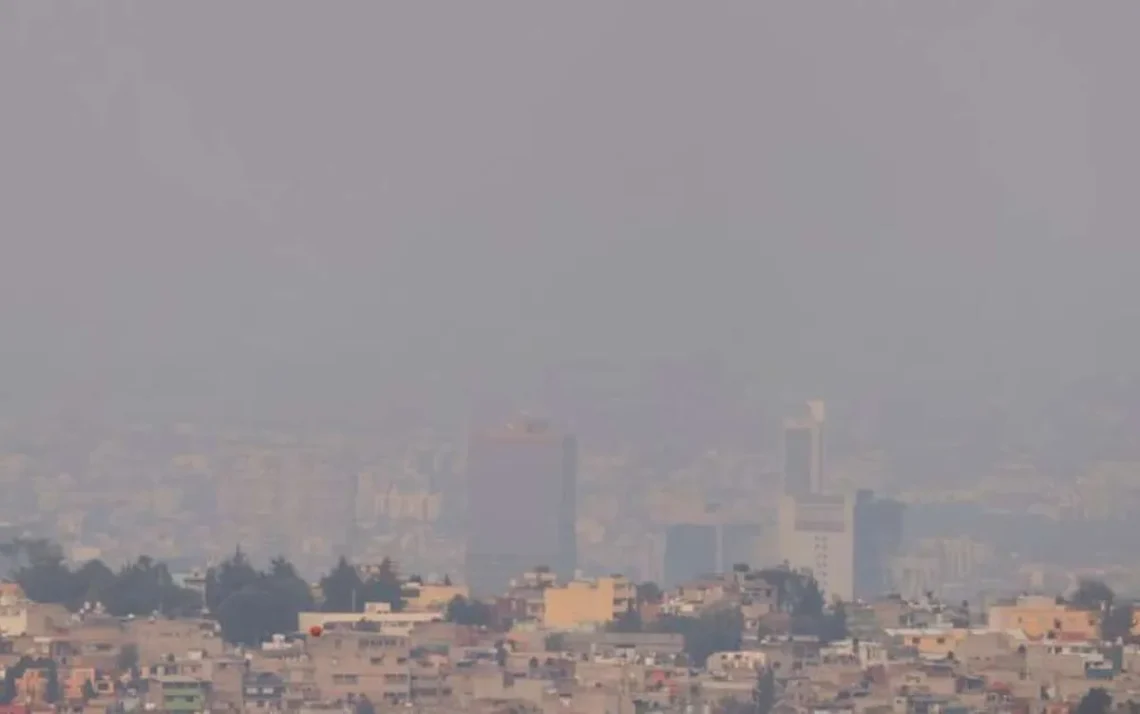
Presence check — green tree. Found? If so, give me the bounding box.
[15,546,200,618]
[101,556,202,617]
[216,586,286,647]
[755,567,794,611]
[1077,688,1112,714]
[44,661,60,704]
[656,607,744,667]
[0,656,24,704]
[636,582,664,604]
[360,558,403,611]
[445,596,495,627]
[608,602,643,634]
[0,657,57,705]
[817,602,848,644]
[206,547,260,612]
[791,577,825,618]
[81,679,97,702]
[320,556,364,612]
[14,542,76,606]
[72,559,116,610]
[265,557,315,614]
[753,667,776,714]
[213,555,313,646]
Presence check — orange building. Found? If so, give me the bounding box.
[987,595,1099,640]
[542,576,635,630]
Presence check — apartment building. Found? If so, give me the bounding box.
[542,576,635,630]
[987,594,1100,640]
[304,629,424,705]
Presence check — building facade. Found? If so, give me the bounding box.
[778,492,854,602]
[662,524,719,589]
[783,400,826,496]
[853,489,905,600]
[465,416,577,596]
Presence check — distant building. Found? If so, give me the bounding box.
[465,416,577,596]
[853,490,905,599]
[778,492,854,602]
[719,523,766,572]
[783,400,826,496]
[663,524,718,589]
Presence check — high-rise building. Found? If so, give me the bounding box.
[662,524,718,588]
[778,492,854,602]
[853,489,905,599]
[783,400,826,496]
[465,416,577,596]
[719,523,767,573]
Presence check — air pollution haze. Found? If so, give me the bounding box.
[0,1,1136,422]
[5,1,1140,667]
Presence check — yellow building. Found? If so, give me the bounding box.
[542,576,635,630]
[404,582,469,612]
[987,595,1099,640]
[886,627,970,657]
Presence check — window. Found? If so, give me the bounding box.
[332,674,359,685]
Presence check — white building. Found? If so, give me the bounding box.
[778,493,853,602]
[298,602,441,636]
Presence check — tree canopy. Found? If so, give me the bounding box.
[445,595,495,627]
[14,545,201,618]
[207,549,315,646]
[318,556,403,613]
[0,656,59,704]
[1077,688,1112,714]
[7,540,407,648]
[652,607,745,667]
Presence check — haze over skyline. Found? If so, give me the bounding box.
[2,1,1138,423]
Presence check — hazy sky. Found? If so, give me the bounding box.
[1,1,1137,418]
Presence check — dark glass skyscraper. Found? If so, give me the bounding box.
[853,489,905,599]
[465,416,577,596]
[663,523,718,588]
